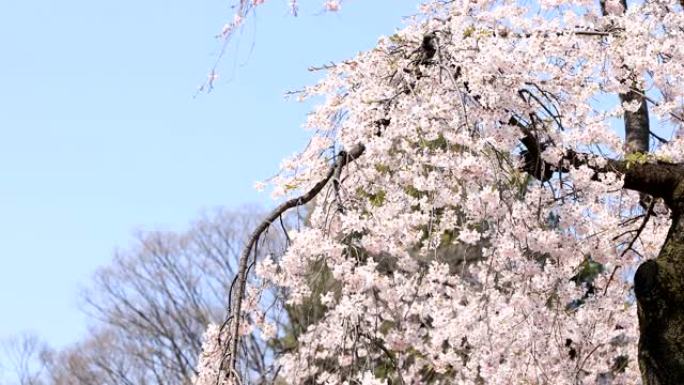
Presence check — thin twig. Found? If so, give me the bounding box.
[650,130,669,144]
[603,200,656,295]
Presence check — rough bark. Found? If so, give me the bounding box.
[621,88,651,155]
[634,183,684,385]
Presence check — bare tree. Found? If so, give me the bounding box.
[41,329,143,385]
[39,207,287,385]
[1,333,46,385]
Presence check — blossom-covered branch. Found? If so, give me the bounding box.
[223,143,365,381]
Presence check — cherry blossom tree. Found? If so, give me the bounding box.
[197,1,684,384]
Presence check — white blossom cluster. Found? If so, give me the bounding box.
[198,1,684,384]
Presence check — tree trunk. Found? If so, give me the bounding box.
[635,185,684,385]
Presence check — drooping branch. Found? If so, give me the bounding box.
[223,143,365,381]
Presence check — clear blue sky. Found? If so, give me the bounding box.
[0,0,417,351]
